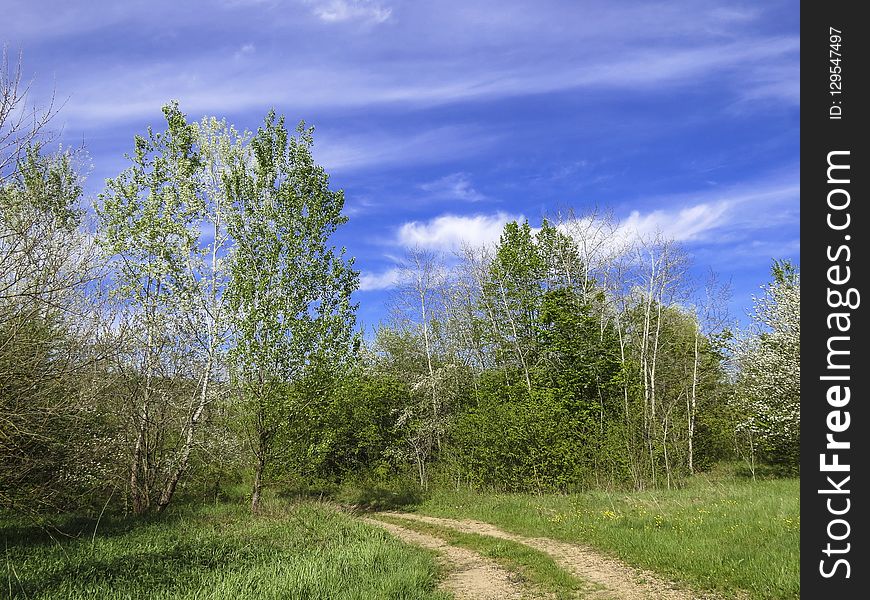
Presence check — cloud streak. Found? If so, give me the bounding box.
[39,7,797,131]
[314,126,500,172]
[419,172,486,202]
[306,0,392,24]
[397,212,523,252]
[619,202,732,243]
[389,173,798,255]
[629,178,799,241]
[359,267,403,291]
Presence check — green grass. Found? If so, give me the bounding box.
[375,514,585,599]
[2,500,450,600]
[412,470,799,599]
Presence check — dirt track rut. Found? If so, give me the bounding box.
[378,511,722,600]
[362,517,526,600]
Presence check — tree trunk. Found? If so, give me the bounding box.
[251,446,266,513]
[130,320,155,515]
[497,279,532,392]
[688,328,699,474]
[419,284,440,451]
[156,356,213,513]
[416,448,427,489]
[129,405,148,515]
[648,294,663,487]
[662,410,671,490]
[613,309,641,491]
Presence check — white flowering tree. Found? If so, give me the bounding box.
[733,261,800,473]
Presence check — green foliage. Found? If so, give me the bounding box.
[226,114,358,384]
[281,368,410,481]
[0,316,79,507]
[451,376,592,492]
[96,102,213,514]
[1,144,82,231]
[333,217,737,494]
[692,387,740,471]
[439,221,633,492]
[224,112,358,509]
[482,219,554,383]
[0,144,106,511]
[98,101,202,300]
[536,287,622,420]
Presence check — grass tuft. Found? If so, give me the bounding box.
[2,500,449,600]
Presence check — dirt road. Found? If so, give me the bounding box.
[363,516,527,599]
[371,511,724,599]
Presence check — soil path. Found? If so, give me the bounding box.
[380,512,720,600]
[362,517,526,600]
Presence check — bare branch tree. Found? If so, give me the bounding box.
[1,47,59,181]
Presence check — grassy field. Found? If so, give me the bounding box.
[412,470,799,599]
[2,500,448,600]
[2,469,799,599]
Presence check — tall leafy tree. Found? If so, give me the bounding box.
[224,113,358,512]
[97,102,203,514]
[154,116,246,511]
[484,220,545,391]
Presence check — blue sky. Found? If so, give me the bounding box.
[6,0,799,331]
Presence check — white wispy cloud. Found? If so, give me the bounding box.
[314,126,499,172]
[3,1,133,40]
[419,172,486,202]
[50,27,798,129]
[305,0,391,24]
[359,267,403,291]
[396,211,522,252]
[618,201,732,243]
[732,63,800,106]
[693,238,800,269]
[568,175,799,253]
[222,0,277,6]
[387,173,797,257]
[232,43,257,62]
[360,170,798,291]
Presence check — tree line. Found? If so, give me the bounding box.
[1,71,800,517]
